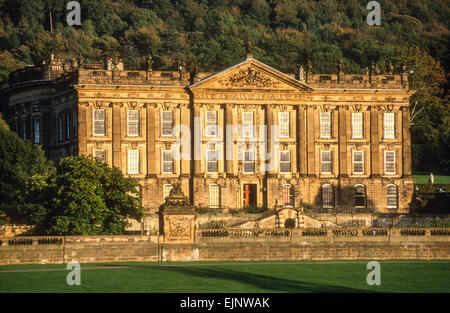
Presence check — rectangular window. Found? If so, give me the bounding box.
[93,149,106,162]
[58,114,63,141]
[161,111,173,136]
[207,150,218,173]
[205,111,218,137]
[127,150,139,174]
[385,151,396,174]
[93,109,105,136]
[352,150,364,174]
[162,150,174,174]
[384,112,395,139]
[243,150,255,174]
[280,150,291,173]
[282,185,292,206]
[278,112,290,137]
[22,119,27,140]
[65,112,71,140]
[320,112,331,138]
[163,184,173,201]
[33,118,40,144]
[127,110,139,136]
[242,112,254,138]
[209,184,220,208]
[321,151,333,174]
[352,112,363,138]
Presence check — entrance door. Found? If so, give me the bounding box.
[243,184,257,206]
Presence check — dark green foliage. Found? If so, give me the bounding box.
[0,116,55,225]
[242,205,269,214]
[40,155,144,235]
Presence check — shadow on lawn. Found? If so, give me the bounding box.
[135,264,370,293]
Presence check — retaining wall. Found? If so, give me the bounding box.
[0,229,449,265]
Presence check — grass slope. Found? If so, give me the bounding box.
[0,261,449,293]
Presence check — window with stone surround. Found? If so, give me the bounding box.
[280,150,291,173]
[162,150,174,174]
[205,111,218,137]
[384,151,396,174]
[278,112,289,137]
[93,109,105,136]
[322,184,334,208]
[93,149,106,162]
[242,111,254,138]
[243,150,255,174]
[320,112,331,138]
[33,117,40,144]
[161,111,173,136]
[127,110,139,136]
[387,184,398,209]
[209,184,220,208]
[384,112,395,139]
[354,184,366,208]
[321,150,333,174]
[282,184,293,206]
[127,149,139,174]
[352,150,364,174]
[65,111,71,141]
[163,184,173,201]
[352,112,363,138]
[207,150,218,173]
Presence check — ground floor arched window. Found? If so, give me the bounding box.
[322,184,334,208]
[354,184,366,208]
[209,184,220,208]
[387,184,398,209]
[282,184,293,206]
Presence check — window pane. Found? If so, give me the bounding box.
[127,110,139,136]
[163,184,173,200]
[162,150,173,173]
[355,185,366,207]
[282,185,292,206]
[93,109,105,136]
[161,111,173,136]
[352,112,363,138]
[210,184,220,208]
[387,185,397,208]
[207,150,218,173]
[323,185,333,207]
[242,112,254,137]
[353,150,364,174]
[384,112,395,138]
[34,118,40,144]
[279,112,289,137]
[385,151,396,174]
[93,149,105,162]
[320,112,331,138]
[280,151,290,172]
[244,150,255,173]
[128,150,139,174]
[206,111,218,136]
[321,151,332,173]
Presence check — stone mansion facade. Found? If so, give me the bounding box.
[1,55,415,214]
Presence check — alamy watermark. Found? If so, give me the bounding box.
[65,1,381,27]
[66,261,81,286]
[366,261,381,285]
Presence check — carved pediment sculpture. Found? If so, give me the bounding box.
[218,67,280,88]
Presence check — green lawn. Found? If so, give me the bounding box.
[0,260,449,293]
[413,174,450,184]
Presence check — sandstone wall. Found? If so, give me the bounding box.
[1,229,449,265]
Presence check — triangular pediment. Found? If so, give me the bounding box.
[188,58,313,91]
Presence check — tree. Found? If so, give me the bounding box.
[0,115,55,224]
[40,155,144,235]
